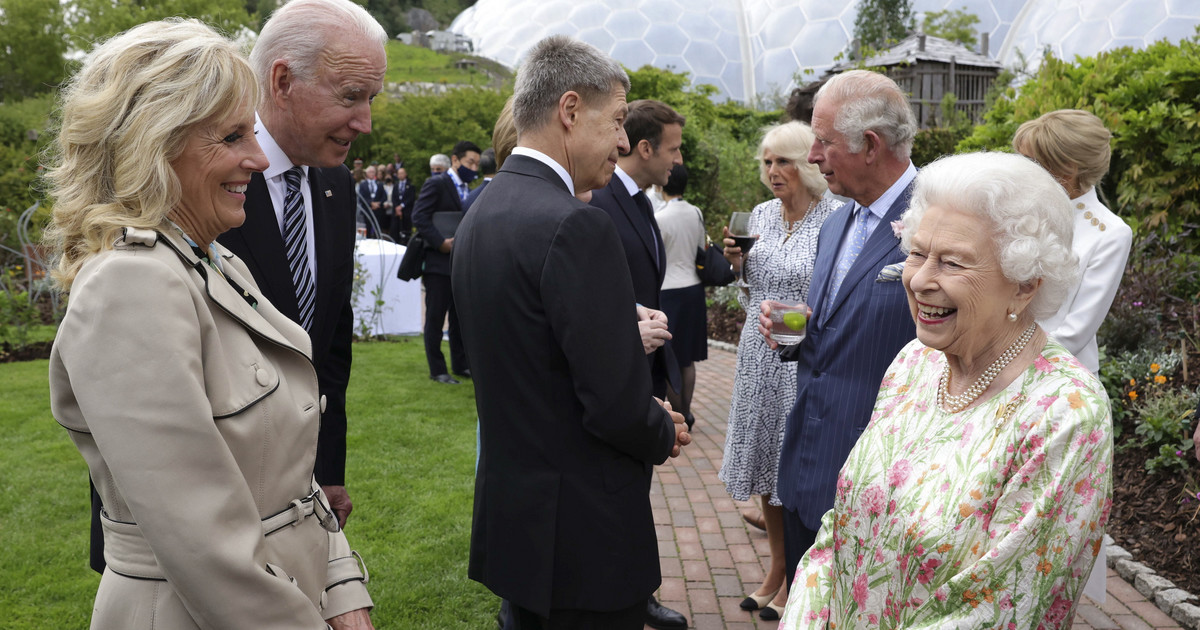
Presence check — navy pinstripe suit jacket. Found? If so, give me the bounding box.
[776,182,917,530]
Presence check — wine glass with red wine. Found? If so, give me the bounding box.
[729,211,757,288]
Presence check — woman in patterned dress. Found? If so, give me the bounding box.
[778,152,1112,630]
[718,121,837,620]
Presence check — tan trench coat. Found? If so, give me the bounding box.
[49,227,371,629]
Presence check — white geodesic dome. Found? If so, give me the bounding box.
[448,0,1200,103]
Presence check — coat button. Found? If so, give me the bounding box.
[320,395,327,414]
[1076,202,1086,210]
[1091,218,1099,226]
[255,368,270,386]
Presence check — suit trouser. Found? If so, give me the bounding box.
[422,273,467,376]
[512,600,643,630]
[781,505,820,590]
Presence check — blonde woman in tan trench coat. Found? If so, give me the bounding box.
[44,19,373,630]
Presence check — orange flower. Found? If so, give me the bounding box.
[1151,363,1160,373]
[1068,391,1084,409]
[1129,378,1136,386]
[1037,559,1054,575]
[1128,391,1138,400]
[937,543,954,553]
[960,503,975,518]
[1154,374,1167,384]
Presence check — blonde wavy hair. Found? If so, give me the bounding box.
[1012,109,1112,193]
[756,121,827,199]
[43,18,257,290]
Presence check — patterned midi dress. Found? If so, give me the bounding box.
[719,196,837,505]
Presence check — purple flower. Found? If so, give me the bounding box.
[1133,301,1143,307]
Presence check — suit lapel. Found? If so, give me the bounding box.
[809,201,852,327]
[823,183,915,321]
[612,180,661,277]
[309,167,341,338]
[443,175,464,212]
[238,173,300,320]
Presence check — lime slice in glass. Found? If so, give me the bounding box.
[783,311,806,331]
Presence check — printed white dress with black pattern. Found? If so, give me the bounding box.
[719,196,838,505]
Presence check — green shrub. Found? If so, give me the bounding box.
[959,32,1200,246]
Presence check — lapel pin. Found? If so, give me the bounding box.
[325,190,333,197]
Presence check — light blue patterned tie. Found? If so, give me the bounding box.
[282,167,316,331]
[826,205,871,308]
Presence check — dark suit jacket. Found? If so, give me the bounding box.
[357,179,389,232]
[391,178,416,233]
[462,177,490,212]
[776,182,917,530]
[452,155,675,617]
[589,176,678,392]
[217,166,356,487]
[412,173,463,276]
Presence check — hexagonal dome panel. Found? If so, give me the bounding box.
[448,0,1200,104]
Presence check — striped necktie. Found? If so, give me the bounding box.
[282,166,316,331]
[825,205,871,309]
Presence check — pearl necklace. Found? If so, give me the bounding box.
[937,323,1037,413]
[782,198,818,241]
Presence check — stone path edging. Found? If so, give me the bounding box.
[1108,539,1200,629]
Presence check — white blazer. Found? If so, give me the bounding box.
[1039,187,1133,372]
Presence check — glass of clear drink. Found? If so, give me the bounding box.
[766,300,808,345]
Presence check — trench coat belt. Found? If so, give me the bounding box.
[100,485,339,580]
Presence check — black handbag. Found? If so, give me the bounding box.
[695,236,735,286]
[396,234,427,281]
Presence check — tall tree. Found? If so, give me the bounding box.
[922,7,981,49]
[853,0,914,52]
[0,0,68,101]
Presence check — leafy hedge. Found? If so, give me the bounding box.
[959,31,1200,244]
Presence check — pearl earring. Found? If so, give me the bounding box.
[1007,312,1018,322]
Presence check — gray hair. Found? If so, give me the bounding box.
[429,153,451,169]
[251,0,387,90]
[815,69,917,159]
[899,152,1078,320]
[512,35,630,135]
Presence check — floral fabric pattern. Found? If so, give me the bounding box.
[780,338,1113,630]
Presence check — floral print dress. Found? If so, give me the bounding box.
[780,338,1112,630]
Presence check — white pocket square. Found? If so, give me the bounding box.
[875,262,904,282]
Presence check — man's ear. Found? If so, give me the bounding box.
[559,91,582,130]
[636,139,654,160]
[861,130,881,164]
[269,60,294,111]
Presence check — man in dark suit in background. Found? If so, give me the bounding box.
[590,100,684,401]
[463,147,496,212]
[412,139,480,384]
[217,0,388,528]
[760,69,918,588]
[452,35,690,630]
[357,163,389,236]
[587,99,689,630]
[389,166,415,243]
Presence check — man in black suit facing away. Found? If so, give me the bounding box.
[389,166,416,243]
[463,147,496,212]
[452,35,691,630]
[217,0,387,527]
[412,139,480,384]
[357,164,389,236]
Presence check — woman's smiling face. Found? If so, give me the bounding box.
[902,203,1024,362]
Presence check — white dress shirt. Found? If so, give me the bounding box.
[254,114,316,277]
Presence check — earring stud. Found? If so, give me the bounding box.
[1007,312,1017,322]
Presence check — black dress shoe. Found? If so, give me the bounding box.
[431,374,460,385]
[645,596,687,630]
[453,369,472,379]
[684,412,695,431]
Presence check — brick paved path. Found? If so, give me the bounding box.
[645,345,1180,630]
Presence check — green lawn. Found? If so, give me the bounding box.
[385,40,508,87]
[0,337,498,628]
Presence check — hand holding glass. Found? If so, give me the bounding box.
[765,300,808,345]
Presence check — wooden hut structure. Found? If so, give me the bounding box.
[827,33,1002,128]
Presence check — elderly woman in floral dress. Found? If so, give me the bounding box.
[779,152,1112,630]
